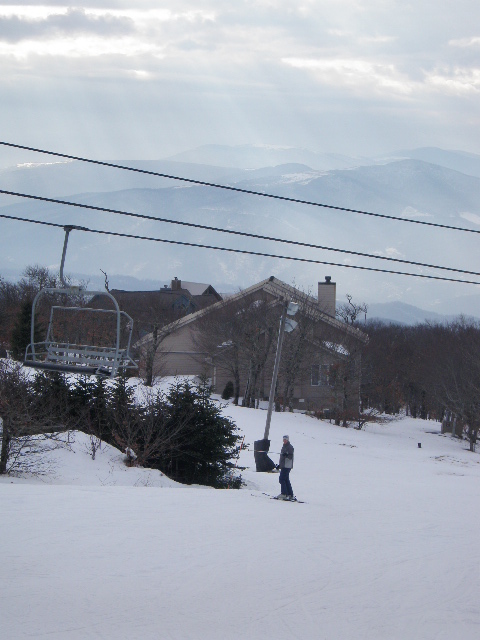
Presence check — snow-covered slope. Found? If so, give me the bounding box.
[1,378,479,640]
[1,429,183,487]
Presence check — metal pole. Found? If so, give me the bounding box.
[59,225,87,289]
[59,226,73,287]
[264,300,288,440]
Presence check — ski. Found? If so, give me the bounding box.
[259,492,305,503]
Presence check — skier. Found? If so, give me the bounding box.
[277,435,294,500]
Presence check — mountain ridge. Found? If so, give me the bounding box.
[1,148,479,316]
[366,300,479,325]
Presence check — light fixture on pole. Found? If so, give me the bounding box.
[254,299,299,472]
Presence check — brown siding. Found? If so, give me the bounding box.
[154,325,211,378]
[150,284,364,412]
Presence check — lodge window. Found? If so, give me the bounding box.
[311,364,331,387]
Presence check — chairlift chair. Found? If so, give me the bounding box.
[23,226,138,378]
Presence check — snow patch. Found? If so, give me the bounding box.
[1,376,480,639]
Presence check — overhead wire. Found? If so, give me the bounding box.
[1,212,479,286]
[1,140,479,287]
[1,140,480,235]
[1,188,480,278]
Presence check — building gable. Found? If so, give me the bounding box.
[139,276,368,347]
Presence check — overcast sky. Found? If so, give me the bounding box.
[1,1,479,160]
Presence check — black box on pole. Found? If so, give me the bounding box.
[254,438,276,472]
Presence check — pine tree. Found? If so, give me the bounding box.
[69,375,111,442]
[221,380,234,400]
[32,371,71,422]
[109,373,136,417]
[159,378,241,487]
[10,299,41,360]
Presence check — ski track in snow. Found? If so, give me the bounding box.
[1,378,480,639]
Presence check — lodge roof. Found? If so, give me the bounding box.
[137,276,368,346]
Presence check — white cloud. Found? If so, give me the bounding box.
[127,69,153,80]
[0,7,135,43]
[0,6,216,46]
[282,57,414,95]
[358,35,396,45]
[384,247,404,258]
[0,35,164,60]
[460,212,480,226]
[449,36,480,48]
[402,208,434,219]
[1,1,480,157]
[426,67,480,95]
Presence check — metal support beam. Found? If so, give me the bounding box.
[264,301,289,441]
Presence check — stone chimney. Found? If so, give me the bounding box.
[171,277,182,291]
[318,276,336,316]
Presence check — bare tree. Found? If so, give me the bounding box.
[427,319,480,451]
[193,292,279,407]
[0,361,72,475]
[336,294,368,326]
[236,297,278,408]
[138,320,178,387]
[277,296,321,411]
[110,386,194,467]
[361,321,441,420]
[117,294,184,386]
[0,276,22,355]
[1,264,91,359]
[193,298,246,405]
[17,264,59,299]
[329,346,362,427]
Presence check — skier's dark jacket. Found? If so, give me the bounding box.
[279,442,294,469]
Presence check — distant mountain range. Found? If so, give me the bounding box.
[165,144,370,171]
[366,301,478,325]
[1,144,480,317]
[166,144,480,178]
[385,148,480,179]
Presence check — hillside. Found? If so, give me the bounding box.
[165,143,369,170]
[391,147,480,179]
[367,301,469,325]
[1,376,479,639]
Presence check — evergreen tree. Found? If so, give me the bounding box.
[0,363,74,474]
[69,375,111,442]
[221,380,234,400]
[92,376,110,442]
[158,379,242,487]
[108,373,136,417]
[32,371,71,422]
[10,299,42,360]
[107,373,139,447]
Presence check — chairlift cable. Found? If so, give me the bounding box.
[1,140,479,235]
[1,211,480,286]
[1,189,480,278]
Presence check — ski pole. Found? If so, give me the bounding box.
[244,448,282,455]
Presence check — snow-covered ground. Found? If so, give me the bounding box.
[1,378,480,639]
